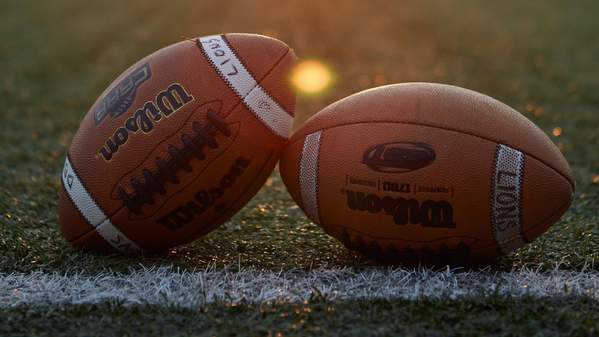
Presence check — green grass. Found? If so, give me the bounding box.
[1,0,597,274]
[0,0,598,335]
[2,297,598,337]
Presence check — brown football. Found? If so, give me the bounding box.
[59,34,296,253]
[280,83,574,265]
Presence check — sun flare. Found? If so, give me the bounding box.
[291,60,332,94]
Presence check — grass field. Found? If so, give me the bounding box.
[1,0,598,336]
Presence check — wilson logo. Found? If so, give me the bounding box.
[157,157,250,230]
[363,142,435,173]
[98,83,194,161]
[94,63,152,126]
[344,189,456,228]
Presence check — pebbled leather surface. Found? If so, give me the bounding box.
[60,34,296,252]
[280,83,574,263]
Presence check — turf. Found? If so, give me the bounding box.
[0,0,598,335]
[1,297,598,337]
[1,0,597,274]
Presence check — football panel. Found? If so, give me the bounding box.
[67,34,293,217]
[197,34,293,138]
[255,47,297,117]
[60,156,143,253]
[68,39,238,216]
[520,155,574,241]
[106,102,285,250]
[63,35,296,251]
[289,83,574,188]
[58,187,93,243]
[279,133,307,211]
[224,33,291,83]
[201,147,283,237]
[310,122,498,252]
[71,229,120,253]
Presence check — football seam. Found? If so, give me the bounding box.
[288,120,574,191]
[221,34,294,118]
[196,35,293,130]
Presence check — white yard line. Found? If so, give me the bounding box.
[1,266,598,308]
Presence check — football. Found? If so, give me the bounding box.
[59,34,296,253]
[280,83,575,265]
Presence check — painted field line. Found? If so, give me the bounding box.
[1,266,598,308]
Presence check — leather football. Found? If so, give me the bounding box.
[59,34,296,253]
[280,83,574,265]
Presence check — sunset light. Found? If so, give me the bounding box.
[291,60,332,94]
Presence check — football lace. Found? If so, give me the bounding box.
[117,110,231,214]
[339,229,473,266]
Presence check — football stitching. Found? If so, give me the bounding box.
[68,36,291,245]
[116,112,232,215]
[338,230,474,265]
[111,37,290,217]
